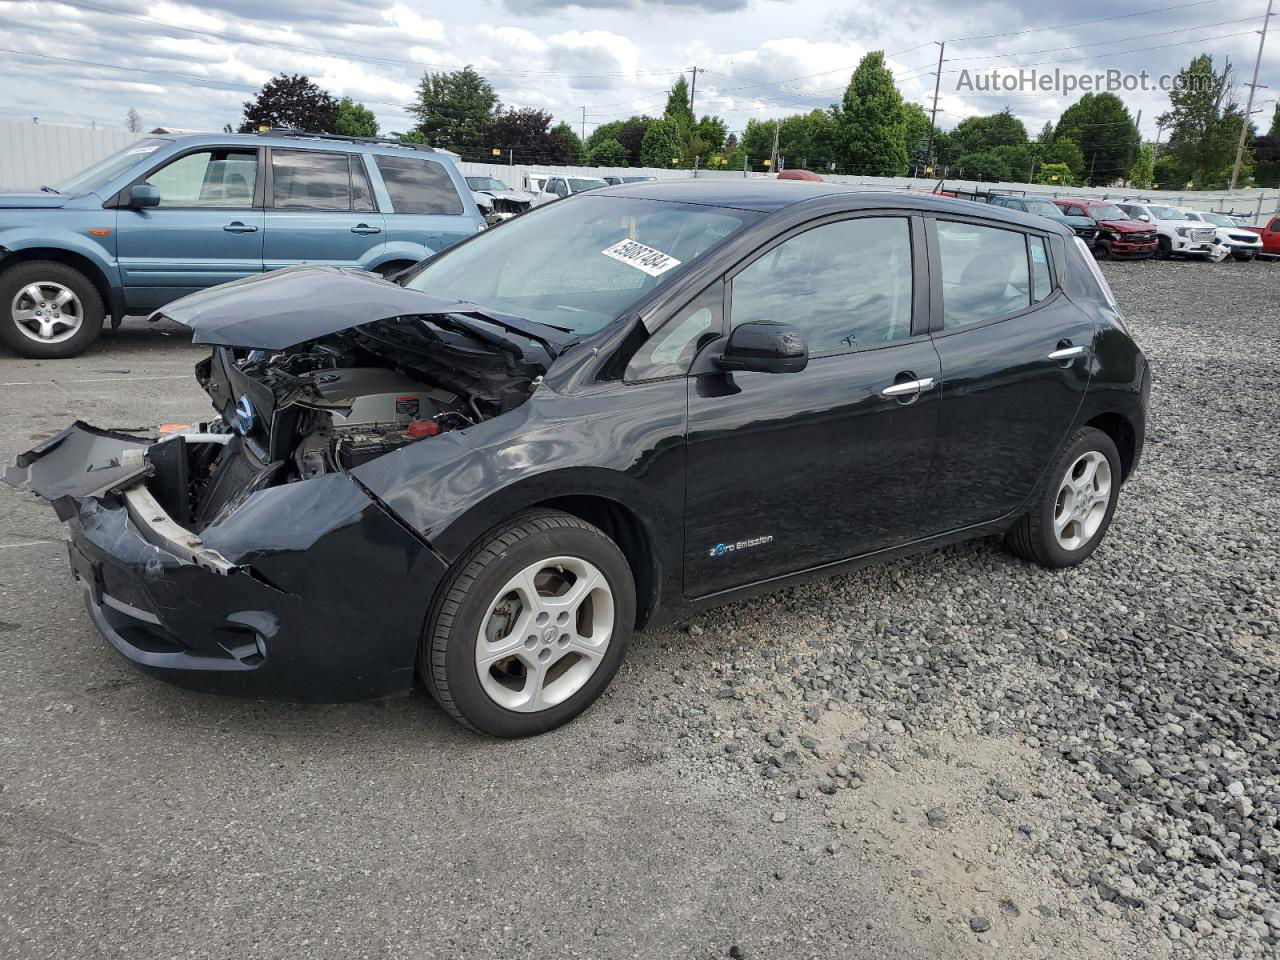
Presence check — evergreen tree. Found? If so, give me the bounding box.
[1054,93,1138,186]
[409,66,499,156]
[639,118,685,167]
[838,52,908,176]
[1157,55,1246,188]
[1129,143,1155,189]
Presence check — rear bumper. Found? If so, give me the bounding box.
[9,424,448,702]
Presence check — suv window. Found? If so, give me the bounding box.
[145,148,257,207]
[937,221,1031,328]
[732,216,914,354]
[373,155,464,215]
[272,150,359,211]
[1030,237,1052,303]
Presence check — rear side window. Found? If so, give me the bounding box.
[272,150,354,210]
[1030,237,1052,303]
[351,156,376,212]
[936,221,1031,328]
[373,155,464,215]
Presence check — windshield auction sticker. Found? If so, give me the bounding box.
[601,239,682,277]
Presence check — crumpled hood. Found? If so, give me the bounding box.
[474,188,534,203]
[151,264,572,353]
[0,191,72,209]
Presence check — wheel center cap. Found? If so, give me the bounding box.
[541,626,557,644]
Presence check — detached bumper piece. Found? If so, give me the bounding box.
[7,422,448,702]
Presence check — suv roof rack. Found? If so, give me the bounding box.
[256,128,436,152]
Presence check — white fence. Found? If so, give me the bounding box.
[0,121,147,190]
[4,122,1277,223]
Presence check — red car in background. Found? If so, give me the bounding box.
[1243,215,1280,258]
[777,169,823,181]
[1054,199,1158,259]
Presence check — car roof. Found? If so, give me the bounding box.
[591,178,1072,231]
[150,131,458,159]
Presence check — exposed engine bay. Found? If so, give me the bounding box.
[165,314,557,531]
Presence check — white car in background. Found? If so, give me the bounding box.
[465,176,535,225]
[523,173,610,206]
[1179,209,1266,262]
[1116,201,1217,260]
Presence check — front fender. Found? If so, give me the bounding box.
[0,224,119,280]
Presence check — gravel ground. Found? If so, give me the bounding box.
[0,259,1276,959]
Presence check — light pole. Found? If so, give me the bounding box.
[1230,0,1274,190]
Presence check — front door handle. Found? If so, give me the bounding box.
[1048,345,1088,361]
[880,376,937,398]
[350,224,382,235]
[223,221,258,233]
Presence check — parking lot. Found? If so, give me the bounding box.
[0,260,1276,959]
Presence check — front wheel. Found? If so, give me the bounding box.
[1156,236,1173,259]
[1006,427,1122,568]
[421,510,636,737]
[0,260,104,358]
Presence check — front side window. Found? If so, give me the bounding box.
[145,149,258,207]
[937,221,1031,328]
[374,155,465,215]
[272,150,352,210]
[731,216,915,354]
[403,195,759,334]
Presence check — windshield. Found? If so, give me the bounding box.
[1150,205,1184,220]
[1201,213,1232,227]
[404,195,761,334]
[467,177,509,191]
[569,178,607,192]
[1024,199,1064,218]
[1089,204,1128,221]
[54,138,167,195]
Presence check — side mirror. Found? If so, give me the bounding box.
[1138,214,1151,222]
[715,321,808,375]
[126,184,160,209]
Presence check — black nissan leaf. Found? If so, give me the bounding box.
[6,180,1150,737]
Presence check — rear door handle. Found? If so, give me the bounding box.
[350,224,382,235]
[1048,345,1087,361]
[880,376,936,398]
[223,221,258,233]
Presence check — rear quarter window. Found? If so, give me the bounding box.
[373,155,465,215]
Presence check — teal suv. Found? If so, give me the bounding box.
[0,132,485,358]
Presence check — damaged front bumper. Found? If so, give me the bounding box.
[6,423,448,702]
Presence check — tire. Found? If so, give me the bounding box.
[1095,242,1112,261]
[373,261,414,279]
[1233,251,1255,262]
[421,509,636,737]
[1005,427,1122,569]
[1156,236,1173,259]
[0,260,104,358]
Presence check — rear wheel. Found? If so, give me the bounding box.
[421,510,635,737]
[1006,427,1122,568]
[0,261,104,358]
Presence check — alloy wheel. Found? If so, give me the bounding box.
[1053,451,1112,552]
[475,556,614,712]
[11,281,83,344]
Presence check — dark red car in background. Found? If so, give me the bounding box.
[1054,199,1158,259]
[1243,215,1280,258]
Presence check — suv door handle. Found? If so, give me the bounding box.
[880,376,936,398]
[350,224,382,235]
[223,221,258,233]
[1048,345,1088,361]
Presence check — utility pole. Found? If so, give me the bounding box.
[1154,120,1166,160]
[581,106,586,143]
[1231,0,1274,190]
[688,66,699,114]
[1088,153,1097,185]
[769,122,780,174]
[924,41,946,174]
[1124,109,1143,186]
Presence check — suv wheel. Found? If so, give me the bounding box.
[421,510,635,737]
[0,261,104,358]
[1156,236,1173,259]
[1006,427,1122,569]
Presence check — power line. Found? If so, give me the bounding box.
[944,15,1262,61]
[946,0,1228,43]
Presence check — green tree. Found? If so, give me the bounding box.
[957,149,1012,182]
[838,51,908,176]
[1129,143,1155,189]
[694,115,728,156]
[240,73,336,133]
[409,65,499,156]
[903,102,932,169]
[1156,54,1249,188]
[1040,136,1085,178]
[663,75,695,132]
[949,108,1028,157]
[740,118,778,163]
[549,121,585,164]
[334,97,378,137]
[639,118,685,167]
[587,137,628,166]
[1036,162,1074,186]
[1054,93,1138,186]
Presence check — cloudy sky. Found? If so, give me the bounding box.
[1,0,1275,143]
